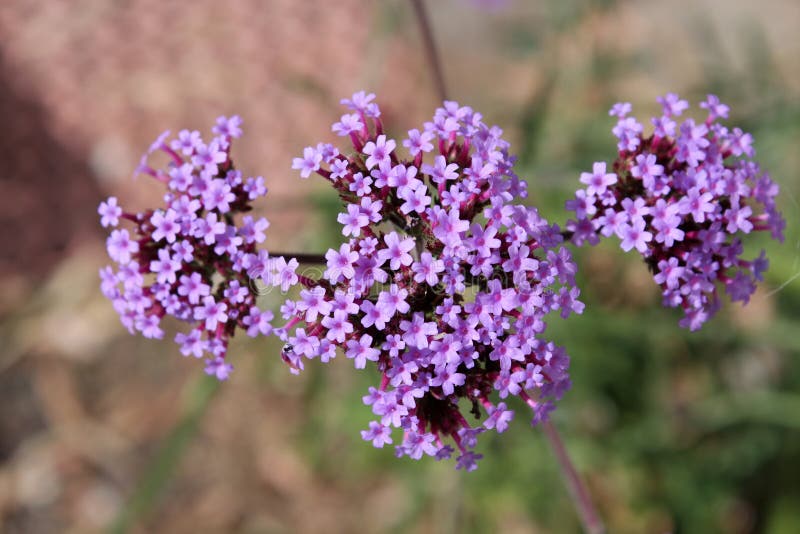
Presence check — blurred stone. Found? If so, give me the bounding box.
[89,137,136,186]
[11,438,61,508]
[75,482,121,529]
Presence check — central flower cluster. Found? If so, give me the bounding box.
[267,92,584,470]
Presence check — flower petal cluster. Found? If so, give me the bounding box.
[567,94,784,330]
[271,92,583,470]
[99,117,273,379]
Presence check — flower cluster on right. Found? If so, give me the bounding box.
[567,94,785,330]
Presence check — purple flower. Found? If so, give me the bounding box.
[150,209,181,243]
[612,117,643,151]
[239,215,270,244]
[292,146,322,178]
[212,115,243,139]
[570,95,784,330]
[150,248,182,284]
[192,212,226,245]
[362,134,396,170]
[223,280,249,305]
[412,252,445,286]
[630,153,664,189]
[242,307,274,337]
[321,310,354,343]
[332,113,363,136]
[456,451,483,472]
[194,296,228,331]
[296,287,332,322]
[579,162,617,197]
[205,357,233,380]
[403,128,434,156]
[609,102,631,118]
[273,92,582,469]
[178,273,210,305]
[679,187,716,223]
[399,186,431,215]
[654,257,684,290]
[136,314,163,339]
[341,90,378,116]
[724,202,754,234]
[657,92,689,117]
[192,140,226,174]
[172,240,194,262]
[263,257,299,292]
[325,243,359,283]
[202,179,236,212]
[700,94,730,120]
[106,229,139,264]
[422,155,459,185]
[619,218,653,253]
[345,334,381,369]
[99,118,280,379]
[171,130,201,155]
[484,402,514,433]
[176,329,205,358]
[378,232,415,270]
[387,164,422,191]
[400,313,437,349]
[361,421,393,447]
[213,226,244,256]
[565,190,597,219]
[377,284,410,318]
[360,300,389,329]
[244,175,268,200]
[98,197,122,227]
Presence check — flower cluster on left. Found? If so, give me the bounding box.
[98,117,275,379]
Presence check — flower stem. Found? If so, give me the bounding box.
[541,420,605,534]
[409,0,448,102]
[406,6,605,530]
[270,252,327,264]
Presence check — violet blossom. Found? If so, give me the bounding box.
[567,94,784,330]
[98,117,274,379]
[266,92,584,470]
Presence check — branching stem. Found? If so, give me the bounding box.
[409,0,448,102]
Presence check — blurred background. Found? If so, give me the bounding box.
[1,0,798,532]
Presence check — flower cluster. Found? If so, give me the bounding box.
[98,117,275,379]
[567,94,785,330]
[267,92,584,470]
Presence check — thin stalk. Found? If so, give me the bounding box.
[269,252,327,264]
[409,0,448,102]
[541,420,605,534]
[409,5,606,531]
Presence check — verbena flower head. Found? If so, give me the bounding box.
[99,117,274,379]
[567,94,784,330]
[267,92,584,470]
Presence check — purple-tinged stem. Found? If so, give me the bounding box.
[409,0,448,103]
[541,420,606,534]
[408,4,605,530]
[269,252,327,265]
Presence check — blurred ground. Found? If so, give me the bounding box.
[0,0,798,532]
